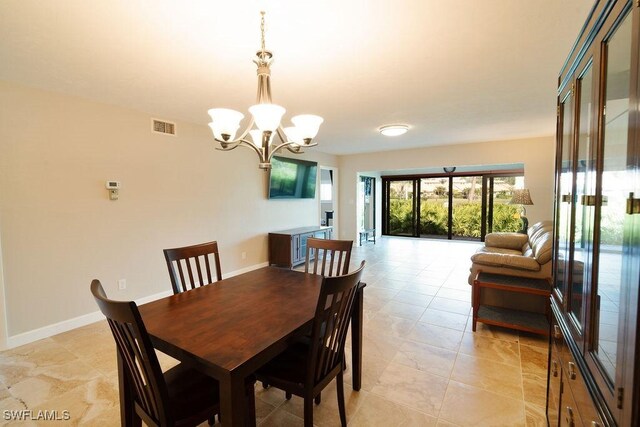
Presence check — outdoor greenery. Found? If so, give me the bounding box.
[389,199,522,237]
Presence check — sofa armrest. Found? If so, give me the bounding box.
[471,252,541,271]
[484,232,528,251]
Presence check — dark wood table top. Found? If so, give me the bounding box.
[139,266,324,377]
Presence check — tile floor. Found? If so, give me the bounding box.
[0,236,549,426]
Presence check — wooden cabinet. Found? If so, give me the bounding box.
[268,226,333,268]
[551,299,608,427]
[547,1,640,426]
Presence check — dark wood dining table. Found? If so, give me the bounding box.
[132,266,364,427]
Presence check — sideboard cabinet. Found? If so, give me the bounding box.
[547,1,640,426]
[268,226,333,268]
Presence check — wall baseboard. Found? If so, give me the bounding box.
[223,262,269,279]
[4,262,269,350]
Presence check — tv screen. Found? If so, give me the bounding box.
[268,156,318,199]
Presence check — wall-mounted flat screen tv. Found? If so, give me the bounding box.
[268,156,318,199]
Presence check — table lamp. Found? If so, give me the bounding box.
[510,189,534,233]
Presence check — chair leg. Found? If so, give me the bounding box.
[304,395,314,427]
[285,391,292,400]
[314,393,321,405]
[208,415,215,426]
[261,381,269,389]
[336,371,347,427]
[132,412,142,427]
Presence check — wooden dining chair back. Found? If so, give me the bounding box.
[163,241,222,294]
[308,260,364,383]
[305,238,353,277]
[91,280,219,426]
[255,261,365,427]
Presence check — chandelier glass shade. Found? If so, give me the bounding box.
[207,11,323,170]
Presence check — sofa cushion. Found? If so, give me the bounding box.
[531,233,553,264]
[476,246,522,256]
[470,252,541,271]
[527,221,553,264]
[484,232,528,250]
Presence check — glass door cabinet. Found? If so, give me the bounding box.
[547,1,640,426]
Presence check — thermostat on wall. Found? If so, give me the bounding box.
[105,181,121,201]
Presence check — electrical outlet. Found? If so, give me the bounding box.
[241,251,247,260]
[118,279,126,290]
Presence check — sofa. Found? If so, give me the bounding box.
[468,221,553,312]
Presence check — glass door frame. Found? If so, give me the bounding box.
[583,2,636,421]
[382,169,524,240]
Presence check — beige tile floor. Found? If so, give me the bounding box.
[0,237,549,426]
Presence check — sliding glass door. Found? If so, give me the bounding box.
[383,172,523,240]
[451,176,483,239]
[387,180,416,236]
[419,178,449,238]
[486,176,521,233]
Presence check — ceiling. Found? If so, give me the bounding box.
[0,0,593,155]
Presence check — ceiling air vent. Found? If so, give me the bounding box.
[152,119,176,135]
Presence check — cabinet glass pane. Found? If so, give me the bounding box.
[555,92,574,301]
[593,11,632,383]
[570,63,595,329]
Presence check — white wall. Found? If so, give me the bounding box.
[0,81,337,339]
[0,81,557,343]
[337,137,556,241]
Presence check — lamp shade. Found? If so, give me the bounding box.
[283,126,303,145]
[249,129,274,145]
[208,108,244,140]
[249,104,286,132]
[510,189,534,205]
[291,114,324,140]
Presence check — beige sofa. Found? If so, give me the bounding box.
[468,221,553,311]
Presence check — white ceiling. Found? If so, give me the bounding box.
[0,0,593,155]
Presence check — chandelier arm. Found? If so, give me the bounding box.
[285,145,304,154]
[274,127,289,143]
[214,138,263,158]
[268,141,303,162]
[235,117,256,142]
[237,139,265,158]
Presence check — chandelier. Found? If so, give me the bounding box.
[207,12,323,170]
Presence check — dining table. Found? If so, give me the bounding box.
[126,266,364,426]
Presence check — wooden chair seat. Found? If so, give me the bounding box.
[257,341,341,391]
[163,364,220,425]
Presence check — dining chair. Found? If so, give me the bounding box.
[90,280,255,427]
[262,238,355,396]
[255,261,366,427]
[305,238,353,277]
[163,241,222,294]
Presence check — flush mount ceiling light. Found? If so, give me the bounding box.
[378,124,409,137]
[208,12,323,170]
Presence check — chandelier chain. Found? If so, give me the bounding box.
[260,11,266,57]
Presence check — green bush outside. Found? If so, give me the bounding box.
[388,199,522,237]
